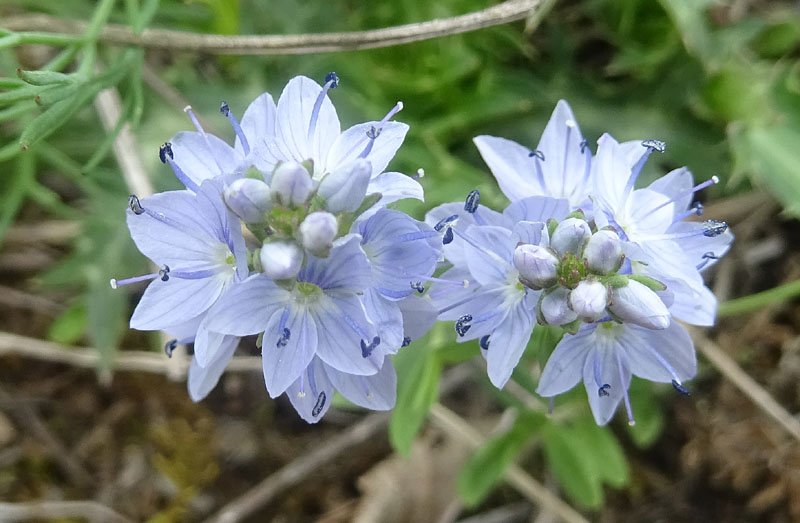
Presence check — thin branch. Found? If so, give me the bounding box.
[202,412,390,523]
[428,403,590,523]
[690,328,800,443]
[0,500,133,523]
[0,330,261,375]
[1,0,542,55]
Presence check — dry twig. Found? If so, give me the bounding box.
[0,500,133,523]
[2,1,541,55]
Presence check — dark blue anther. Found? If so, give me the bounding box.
[360,336,381,358]
[598,384,611,397]
[692,201,704,216]
[366,126,381,140]
[158,265,170,282]
[411,281,425,294]
[164,339,178,358]
[702,252,718,260]
[672,380,690,395]
[442,228,454,245]
[580,139,589,154]
[312,391,327,417]
[455,314,472,337]
[479,335,490,351]
[642,139,666,153]
[219,101,230,116]
[401,336,412,347]
[159,142,174,164]
[433,214,459,232]
[528,149,545,161]
[325,72,339,88]
[464,190,480,214]
[128,194,144,215]
[702,220,728,237]
[277,327,291,348]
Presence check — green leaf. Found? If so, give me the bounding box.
[542,423,603,509]
[389,348,442,455]
[458,410,546,506]
[739,123,800,216]
[16,69,74,86]
[19,88,96,149]
[658,0,716,64]
[48,300,88,345]
[571,419,629,488]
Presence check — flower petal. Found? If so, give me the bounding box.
[130,275,226,330]
[312,295,380,376]
[486,301,535,389]
[203,274,288,336]
[582,336,631,426]
[362,288,404,353]
[504,196,570,225]
[464,225,514,286]
[327,121,408,176]
[262,304,318,398]
[326,357,397,410]
[300,235,371,294]
[286,358,334,423]
[187,335,237,401]
[624,321,697,383]
[237,92,277,164]
[474,135,540,201]
[536,327,590,397]
[170,131,244,183]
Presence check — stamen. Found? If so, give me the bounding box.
[615,352,635,425]
[580,139,589,154]
[360,336,381,358]
[357,126,380,158]
[411,281,425,294]
[160,142,200,192]
[220,101,250,155]
[164,339,178,358]
[561,124,572,196]
[358,376,373,399]
[598,384,611,397]
[479,335,490,351]
[673,201,704,222]
[169,268,220,280]
[623,139,666,197]
[455,314,472,337]
[401,336,412,347]
[307,364,318,397]
[109,265,170,288]
[277,328,291,348]
[128,194,145,215]
[672,379,691,395]
[312,391,326,417]
[528,150,546,189]
[392,230,439,243]
[464,190,480,213]
[696,251,718,270]
[342,313,369,340]
[433,214,459,232]
[308,72,339,142]
[413,168,425,180]
[442,228,454,245]
[640,176,719,222]
[702,220,727,237]
[404,274,469,288]
[342,101,404,160]
[452,228,513,270]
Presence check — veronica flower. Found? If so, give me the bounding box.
[536,320,696,425]
[358,208,440,351]
[254,74,423,210]
[164,95,277,189]
[591,134,734,325]
[198,236,389,407]
[426,193,570,388]
[474,100,593,211]
[112,179,247,332]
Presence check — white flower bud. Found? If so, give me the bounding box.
[299,211,338,257]
[569,280,608,322]
[608,279,670,329]
[223,178,272,223]
[584,229,623,275]
[550,218,592,256]
[260,240,303,280]
[317,158,371,213]
[514,244,559,289]
[270,161,313,207]
[541,287,578,325]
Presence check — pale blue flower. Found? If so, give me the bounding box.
[537,320,696,425]
[474,100,593,210]
[426,194,570,388]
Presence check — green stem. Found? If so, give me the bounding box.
[718,279,800,317]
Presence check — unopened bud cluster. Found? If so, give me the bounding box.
[513,214,669,332]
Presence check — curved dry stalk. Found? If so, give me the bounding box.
[690,328,800,443]
[0,500,133,523]
[1,0,542,55]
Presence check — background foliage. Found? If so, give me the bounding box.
[1,0,799,515]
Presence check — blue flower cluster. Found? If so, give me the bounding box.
[113,74,438,423]
[429,101,733,425]
[114,77,732,426]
